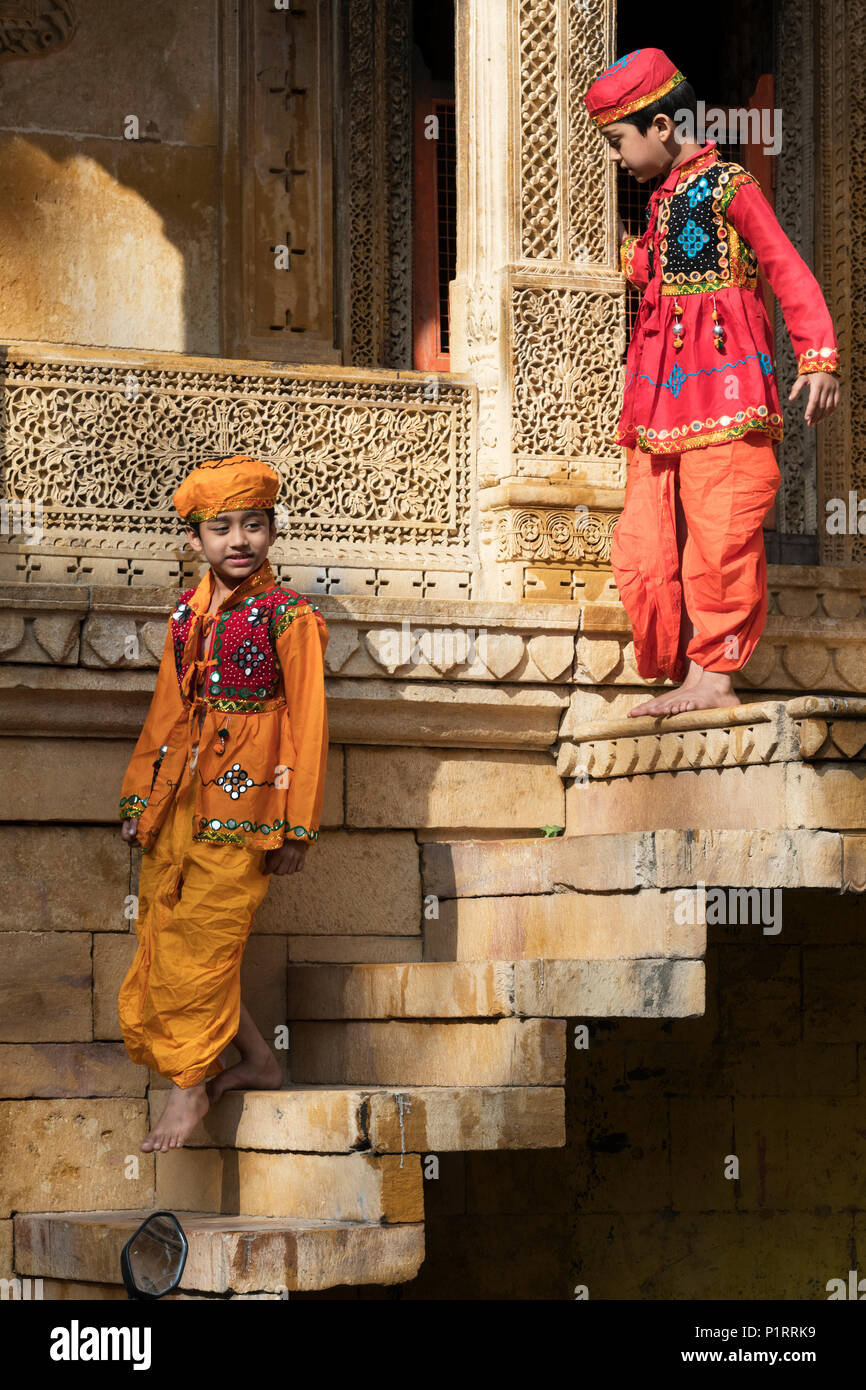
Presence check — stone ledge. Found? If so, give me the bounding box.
[0,668,568,746]
[14,1210,425,1293]
[565,762,866,836]
[288,1018,566,1087]
[155,1150,425,1223]
[0,588,583,682]
[285,959,705,1022]
[421,828,849,894]
[558,697,866,779]
[2,569,866,697]
[478,481,625,510]
[149,1082,565,1153]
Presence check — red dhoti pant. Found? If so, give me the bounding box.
[118,747,271,1088]
[610,434,781,683]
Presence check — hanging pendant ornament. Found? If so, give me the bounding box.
[672,299,684,350]
[212,723,231,755]
[711,293,725,353]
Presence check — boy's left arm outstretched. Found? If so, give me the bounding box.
[726,175,841,427]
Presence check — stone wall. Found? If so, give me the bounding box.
[0,734,564,1273]
[0,0,221,354]
[295,891,866,1300]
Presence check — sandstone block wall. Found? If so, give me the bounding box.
[287,891,866,1299]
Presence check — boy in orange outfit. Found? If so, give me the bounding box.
[583,49,841,715]
[118,455,329,1151]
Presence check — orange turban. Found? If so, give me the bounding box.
[172,454,280,523]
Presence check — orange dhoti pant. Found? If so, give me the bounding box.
[118,748,271,1089]
[610,433,781,683]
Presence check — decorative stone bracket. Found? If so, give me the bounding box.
[557,696,866,782]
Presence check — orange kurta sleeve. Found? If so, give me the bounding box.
[273,605,329,844]
[118,619,184,822]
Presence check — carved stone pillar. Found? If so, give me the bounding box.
[333,0,414,369]
[816,0,862,564]
[774,0,864,565]
[450,0,624,602]
[773,0,819,546]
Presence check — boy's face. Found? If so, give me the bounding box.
[185,508,277,587]
[601,117,675,182]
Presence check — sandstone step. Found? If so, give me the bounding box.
[151,1082,565,1151]
[556,699,866,837]
[153,1149,424,1222]
[422,832,643,895]
[286,958,704,1019]
[425,892,705,961]
[14,1210,424,1293]
[421,828,847,895]
[287,1017,565,1086]
[565,765,866,836]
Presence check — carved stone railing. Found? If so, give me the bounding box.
[556,695,866,845]
[0,586,577,744]
[558,696,866,781]
[0,342,476,591]
[2,573,865,747]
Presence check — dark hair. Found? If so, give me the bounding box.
[617,79,698,136]
[186,507,276,537]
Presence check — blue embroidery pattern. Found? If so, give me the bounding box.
[687,175,711,209]
[678,219,710,259]
[601,49,641,78]
[666,363,686,398]
[626,353,776,400]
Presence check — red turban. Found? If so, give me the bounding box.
[584,48,686,128]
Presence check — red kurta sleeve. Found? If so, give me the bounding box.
[118,619,184,822]
[725,175,840,377]
[273,604,329,845]
[620,231,650,291]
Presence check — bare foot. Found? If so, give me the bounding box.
[206,1045,282,1104]
[141,1082,210,1153]
[627,656,735,718]
[628,670,739,718]
[628,668,700,717]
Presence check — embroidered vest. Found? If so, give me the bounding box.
[653,160,759,295]
[171,585,324,712]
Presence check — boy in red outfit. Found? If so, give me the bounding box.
[583,49,840,715]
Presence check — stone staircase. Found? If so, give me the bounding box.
[14,696,864,1297]
[13,855,700,1295]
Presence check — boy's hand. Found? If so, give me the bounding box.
[789,371,841,427]
[618,215,627,245]
[264,839,310,875]
[120,819,140,845]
